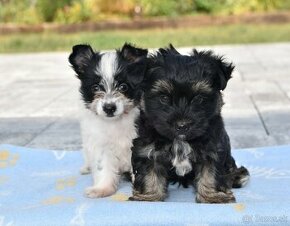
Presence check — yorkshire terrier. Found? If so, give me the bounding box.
[130,45,249,203]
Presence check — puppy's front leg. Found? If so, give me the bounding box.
[195,163,236,203]
[129,154,168,202]
[130,168,167,201]
[79,147,91,175]
[85,154,120,198]
[79,131,92,175]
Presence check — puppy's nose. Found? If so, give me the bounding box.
[103,103,116,115]
[175,121,189,132]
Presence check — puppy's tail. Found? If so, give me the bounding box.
[232,166,250,188]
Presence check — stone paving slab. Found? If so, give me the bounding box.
[0,43,290,150]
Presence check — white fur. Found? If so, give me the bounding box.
[80,107,138,198]
[240,175,250,187]
[172,139,193,176]
[96,52,118,92]
[90,52,132,118]
[79,51,139,198]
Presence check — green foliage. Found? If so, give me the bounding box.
[194,0,222,13]
[194,0,290,15]
[2,23,290,53]
[0,0,42,24]
[55,1,92,23]
[15,7,42,24]
[1,0,290,24]
[140,0,193,16]
[35,0,74,22]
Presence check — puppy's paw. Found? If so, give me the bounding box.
[80,165,91,175]
[85,186,116,198]
[196,190,236,204]
[129,191,165,202]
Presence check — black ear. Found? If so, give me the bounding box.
[120,43,148,62]
[215,56,234,90]
[68,44,95,77]
[158,43,180,56]
[192,50,234,90]
[126,58,148,87]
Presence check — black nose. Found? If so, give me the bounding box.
[103,103,116,115]
[175,121,190,132]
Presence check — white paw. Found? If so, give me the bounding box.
[85,186,116,198]
[80,166,91,175]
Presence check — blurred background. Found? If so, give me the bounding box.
[0,0,290,151]
[1,0,290,52]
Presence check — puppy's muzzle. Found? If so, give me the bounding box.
[103,103,116,117]
[175,121,190,133]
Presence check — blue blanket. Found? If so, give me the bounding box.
[0,144,289,226]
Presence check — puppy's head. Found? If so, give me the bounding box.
[143,44,234,140]
[69,43,147,119]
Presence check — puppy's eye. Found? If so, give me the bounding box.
[191,94,204,104]
[119,83,128,92]
[92,84,101,92]
[160,95,170,104]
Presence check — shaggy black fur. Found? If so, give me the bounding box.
[130,45,249,203]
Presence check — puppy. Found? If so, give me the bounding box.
[69,43,147,198]
[130,45,249,203]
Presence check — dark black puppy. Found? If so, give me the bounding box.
[130,45,249,203]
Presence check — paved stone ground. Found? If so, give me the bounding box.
[0,43,290,150]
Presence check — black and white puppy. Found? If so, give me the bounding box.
[130,45,249,203]
[69,43,147,198]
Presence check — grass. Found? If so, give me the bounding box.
[1,23,290,53]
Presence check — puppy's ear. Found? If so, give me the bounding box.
[69,44,95,77]
[126,58,148,87]
[158,43,180,56]
[120,43,148,63]
[214,56,234,90]
[193,50,234,90]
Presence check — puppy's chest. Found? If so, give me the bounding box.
[100,122,136,151]
[81,109,137,148]
[172,140,195,176]
[159,140,199,177]
[106,121,136,140]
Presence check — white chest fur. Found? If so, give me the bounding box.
[171,139,193,176]
[80,106,139,173]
